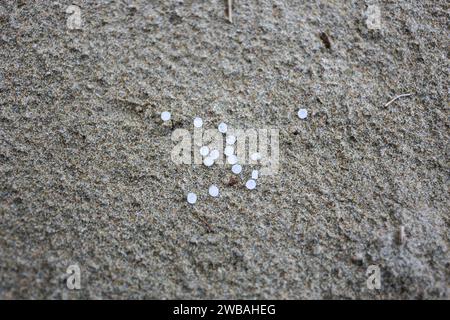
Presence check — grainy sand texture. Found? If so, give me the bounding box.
[0,1,449,299]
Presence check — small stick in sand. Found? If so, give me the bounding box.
[384,93,413,107]
[192,209,213,232]
[228,0,233,23]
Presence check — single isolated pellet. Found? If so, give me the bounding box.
[297,108,308,119]
[227,154,238,165]
[252,170,259,179]
[194,117,203,128]
[203,157,214,167]
[187,192,197,204]
[208,185,219,197]
[199,146,209,157]
[209,149,220,160]
[161,111,171,121]
[226,135,236,145]
[231,164,242,174]
[224,145,234,156]
[250,152,261,161]
[245,179,256,190]
[218,122,228,133]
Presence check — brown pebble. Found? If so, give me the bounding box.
[319,32,332,49]
[227,176,239,186]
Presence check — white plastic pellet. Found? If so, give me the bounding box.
[218,122,228,133]
[227,154,238,165]
[250,152,261,161]
[161,111,171,121]
[203,157,214,167]
[245,179,256,190]
[199,146,209,157]
[194,117,203,128]
[252,170,259,179]
[231,164,242,174]
[209,149,220,160]
[224,145,234,156]
[208,185,219,197]
[298,108,308,119]
[187,192,197,204]
[226,135,236,145]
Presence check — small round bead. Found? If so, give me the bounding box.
[297,108,308,119]
[250,152,261,161]
[226,135,236,145]
[209,149,220,160]
[193,117,203,128]
[224,145,234,156]
[199,146,209,157]
[245,179,256,190]
[161,111,171,121]
[251,170,259,179]
[208,185,219,197]
[203,157,214,167]
[218,122,228,133]
[187,192,197,204]
[232,164,242,174]
[227,154,238,165]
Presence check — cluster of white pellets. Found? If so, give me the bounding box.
[202,148,220,167]
[160,109,308,205]
[184,118,263,205]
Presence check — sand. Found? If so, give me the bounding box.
[0,0,448,299]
